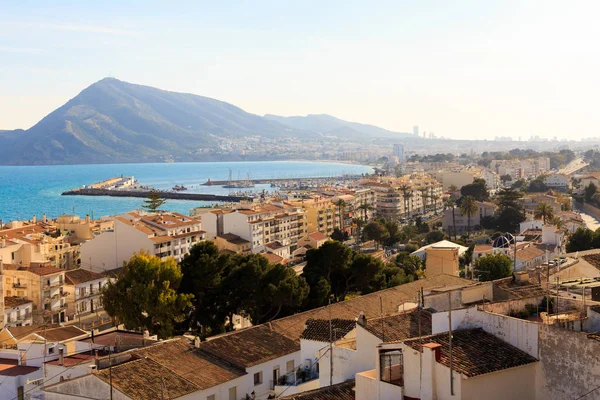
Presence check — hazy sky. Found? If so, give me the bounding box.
[1,1,599,140]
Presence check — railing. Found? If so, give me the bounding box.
[12,283,26,288]
[76,289,101,300]
[43,281,64,290]
[276,368,319,387]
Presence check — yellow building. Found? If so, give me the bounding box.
[425,247,459,277]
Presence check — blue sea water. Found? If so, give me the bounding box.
[0,161,372,221]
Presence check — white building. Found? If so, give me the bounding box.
[79,211,205,273]
[64,269,108,321]
[392,144,404,162]
[4,297,33,327]
[543,173,571,191]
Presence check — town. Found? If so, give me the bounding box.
[2,146,600,399]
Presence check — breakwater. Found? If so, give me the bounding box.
[62,188,251,202]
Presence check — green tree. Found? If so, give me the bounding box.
[335,199,347,231]
[534,202,554,225]
[460,178,489,201]
[473,253,513,281]
[585,182,597,202]
[445,198,457,240]
[399,184,412,219]
[528,177,547,193]
[102,252,193,339]
[495,188,525,233]
[566,227,594,253]
[500,174,512,184]
[425,230,445,244]
[391,252,422,279]
[363,221,389,249]
[142,189,167,213]
[459,195,478,237]
[330,228,348,242]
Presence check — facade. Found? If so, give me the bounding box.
[288,196,337,237]
[214,233,252,254]
[79,211,205,273]
[425,247,459,277]
[543,174,571,190]
[220,202,307,260]
[3,264,67,324]
[520,194,562,216]
[64,269,107,322]
[442,201,497,233]
[490,157,551,179]
[4,297,33,327]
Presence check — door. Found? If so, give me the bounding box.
[273,366,280,388]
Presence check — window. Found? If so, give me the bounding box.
[207,395,215,400]
[286,360,294,373]
[254,371,262,385]
[228,386,237,400]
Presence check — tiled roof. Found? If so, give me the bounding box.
[218,233,250,244]
[493,277,547,300]
[268,275,477,342]
[263,252,285,265]
[24,265,64,276]
[5,324,59,340]
[280,380,355,400]
[199,325,300,368]
[64,268,105,285]
[300,319,355,342]
[308,232,328,241]
[96,357,199,399]
[80,330,156,349]
[41,326,88,342]
[130,338,245,390]
[0,358,39,376]
[4,296,32,309]
[402,328,538,377]
[364,309,432,341]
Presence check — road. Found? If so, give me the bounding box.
[559,157,589,176]
[579,211,600,231]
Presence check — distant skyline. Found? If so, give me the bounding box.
[2,1,599,140]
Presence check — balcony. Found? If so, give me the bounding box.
[273,368,320,397]
[43,281,64,290]
[12,283,26,289]
[76,289,101,300]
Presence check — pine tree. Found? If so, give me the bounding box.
[142,189,166,213]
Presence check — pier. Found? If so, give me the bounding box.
[61,188,251,202]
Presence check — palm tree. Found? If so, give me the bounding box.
[448,184,458,193]
[419,187,429,214]
[459,195,478,238]
[358,202,373,223]
[335,199,347,231]
[430,194,440,214]
[534,202,554,225]
[399,184,412,219]
[445,198,457,240]
[352,217,365,241]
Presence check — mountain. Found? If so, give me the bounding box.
[264,114,411,139]
[0,78,303,165]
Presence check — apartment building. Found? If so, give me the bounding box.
[490,157,551,179]
[64,269,107,321]
[520,193,563,216]
[79,211,205,273]
[3,264,68,324]
[4,297,33,327]
[288,196,337,237]
[220,202,307,260]
[543,173,571,191]
[360,175,443,221]
[442,201,497,233]
[0,220,79,269]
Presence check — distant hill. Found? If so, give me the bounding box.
[264,113,411,139]
[0,78,411,165]
[0,78,304,165]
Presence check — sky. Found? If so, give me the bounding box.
[1,0,600,140]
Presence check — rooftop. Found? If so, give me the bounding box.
[200,324,300,369]
[363,309,432,342]
[96,357,199,399]
[0,358,39,376]
[300,319,356,342]
[402,328,538,377]
[4,296,32,309]
[7,325,88,342]
[65,268,105,285]
[280,380,355,400]
[217,233,250,244]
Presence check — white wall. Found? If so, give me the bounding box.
[431,307,539,358]
[462,364,536,400]
[318,345,357,387]
[354,326,382,377]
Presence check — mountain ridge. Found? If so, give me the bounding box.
[0,78,410,165]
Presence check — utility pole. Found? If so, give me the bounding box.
[448,291,454,395]
[328,296,333,387]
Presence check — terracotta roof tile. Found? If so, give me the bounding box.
[403,328,537,377]
[4,296,32,309]
[364,309,432,341]
[280,380,355,400]
[130,338,245,390]
[64,269,105,285]
[199,325,300,368]
[300,319,355,342]
[96,357,199,399]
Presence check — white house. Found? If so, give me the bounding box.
[543,174,571,191]
[4,297,33,327]
[79,211,205,273]
[64,269,108,322]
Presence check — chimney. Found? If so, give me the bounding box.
[32,215,36,224]
[18,350,26,366]
[194,337,201,348]
[58,348,64,366]
[356,311,367,327]
[421,342,442,399]
[85,214,90,223]
[143,330,150,339]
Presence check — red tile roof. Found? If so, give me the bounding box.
[364,309,432,341]
[0,358,39,376]
[281,380,355,400]
[65,268,105,285]
[301,319,356,342]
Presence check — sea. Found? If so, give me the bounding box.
[0,161,373,221]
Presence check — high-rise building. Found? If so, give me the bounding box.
[413,126,419,136]
[393,143,404,162]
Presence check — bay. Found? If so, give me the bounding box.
[0,161,373,221]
